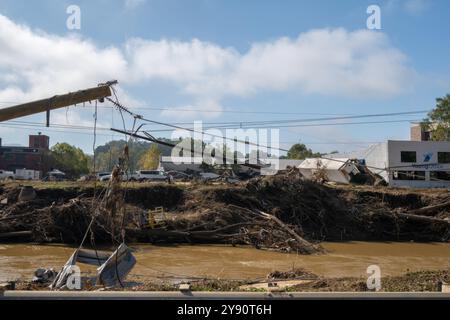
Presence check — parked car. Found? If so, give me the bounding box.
[199,172,220,181]
[166,171,192,181]
[97,172,112,182]
[43,169,66,181]
[131,170,169,182]
[0,170,15,180]
[98,171,134,182]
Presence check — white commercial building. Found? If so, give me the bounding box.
[329,140,450,188]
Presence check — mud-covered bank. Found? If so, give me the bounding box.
[10,269,450,293]
[0,174,449,252]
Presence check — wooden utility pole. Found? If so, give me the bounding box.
[0,83,113,122]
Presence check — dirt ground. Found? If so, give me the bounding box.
[12,269,450,292]
[1,173,449,253]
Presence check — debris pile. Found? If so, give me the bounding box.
[1,172,449,254]
[267,268,318,280]
[32,268,57,284]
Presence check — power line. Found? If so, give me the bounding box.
[0,99,431,118]
[4,120,111,131]
[108,98,289,153]
[1,117,425,134]
[202,110,429,126]
[0,100,353,116]
[143,118,423,133]
[0,117,425,150]
[1,121,384,145]
[0,116,424,132]
[0,124,118,137]
[92,104,430,126]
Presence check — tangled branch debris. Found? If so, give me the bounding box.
[1,171,449,253]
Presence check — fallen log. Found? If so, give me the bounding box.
[185,222,267,236]
[256,210,323,254]
[0,212,35,222]
[406,200,450,216]
[394,212,450,225]
[225,204,323,254]
[127,222,266,242]
[0,231,33,240]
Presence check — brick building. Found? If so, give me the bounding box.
[410,123,432,141]
[0,133,51,175]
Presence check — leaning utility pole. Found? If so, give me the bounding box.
[0,82,115,123]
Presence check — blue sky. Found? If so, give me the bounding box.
[0,0,449,155]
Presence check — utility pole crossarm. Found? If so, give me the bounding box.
[0,84,113,122]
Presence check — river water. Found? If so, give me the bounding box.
[0,242,449,282]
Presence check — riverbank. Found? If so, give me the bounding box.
[2,242,450,291]
[8,269,450,293]
[126,268,450,292]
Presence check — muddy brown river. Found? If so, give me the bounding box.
[1,242,449,282]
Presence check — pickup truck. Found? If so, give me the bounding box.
[0,170,15,180]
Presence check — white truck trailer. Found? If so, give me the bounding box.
[15,169,40,180]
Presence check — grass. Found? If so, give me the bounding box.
[1,180,190,191]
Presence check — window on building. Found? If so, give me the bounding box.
[430,171,450,181]
[392,171,425,181]
[438,152,450,164]
[400,151,417,163]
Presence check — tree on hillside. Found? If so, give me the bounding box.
[138,144,161,170]
[422,94,450,141]
[94,140,151,172]
[50,143,90,178]
[95,142,124,172]
[286,143,320,160]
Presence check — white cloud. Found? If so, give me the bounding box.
[0,14,415,121]
[126,28,415,109]
[0,14,128,104]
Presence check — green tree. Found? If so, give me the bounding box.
[50,143,90,178]
[422,94,450,141]
[94,140,153,172]
[138,144,161,170]
[287,143,320,159]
